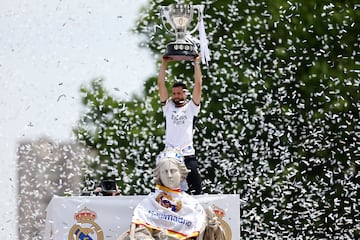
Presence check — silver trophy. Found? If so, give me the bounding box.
[160,3,204,61]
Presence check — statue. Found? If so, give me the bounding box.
[118,148,226,240]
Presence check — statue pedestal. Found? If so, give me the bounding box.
[44,194,241,240]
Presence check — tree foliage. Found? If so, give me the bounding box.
[74,0,359,238]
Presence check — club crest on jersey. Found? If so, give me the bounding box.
[68,207,104,240]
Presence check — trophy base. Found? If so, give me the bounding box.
[163,43,197,61]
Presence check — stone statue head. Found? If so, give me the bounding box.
[154,148,189,189]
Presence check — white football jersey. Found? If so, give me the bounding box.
[162,99,200,156]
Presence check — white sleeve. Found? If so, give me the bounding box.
[189,100,200,116]
[162,99,171,116]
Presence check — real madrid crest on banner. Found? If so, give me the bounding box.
[156,191,183,212]
[68,207,104,240]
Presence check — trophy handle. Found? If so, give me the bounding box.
[187,5,204,35]
[160,6,176,36]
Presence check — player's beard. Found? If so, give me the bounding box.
[173,98,186,107]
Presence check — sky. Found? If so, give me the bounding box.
[0,0,154,237]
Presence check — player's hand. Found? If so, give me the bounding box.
[194,55,201,64]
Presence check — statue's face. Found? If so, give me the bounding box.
[159,160,181,189]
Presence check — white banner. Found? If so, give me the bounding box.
[44,194,240,240]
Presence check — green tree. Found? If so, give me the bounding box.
[74,79,163,194]
[74,0,359,238]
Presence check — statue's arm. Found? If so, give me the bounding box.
[202,207,227,240]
